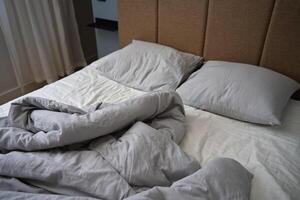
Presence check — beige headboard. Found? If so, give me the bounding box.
[118,0,300,98]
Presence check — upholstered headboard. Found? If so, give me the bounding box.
[118,0,300,98]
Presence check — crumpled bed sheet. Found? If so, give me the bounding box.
[1,65,299,200]
[0,92,252,200]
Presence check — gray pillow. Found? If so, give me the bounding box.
[176,61,300,125]
[92,40,203,91]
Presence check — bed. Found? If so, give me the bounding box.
[0,64,299,200]
[1,0,300,200]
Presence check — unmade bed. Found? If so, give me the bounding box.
[1,0,300,199]
[0,65,299,200]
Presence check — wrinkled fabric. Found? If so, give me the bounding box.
[0,91,252,200]
[0,91,185,151]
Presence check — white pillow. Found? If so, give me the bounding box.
[92,40,203,91]
[177,61,300,125]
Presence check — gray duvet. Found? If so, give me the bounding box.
[0,91,253,200]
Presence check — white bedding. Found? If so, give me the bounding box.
[1,65,299,200]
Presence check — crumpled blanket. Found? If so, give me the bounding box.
[0,91,253,200]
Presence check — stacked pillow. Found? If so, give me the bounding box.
[177,61,300,125]
[93,40,299,125]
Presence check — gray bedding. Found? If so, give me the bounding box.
[0,91,253,200]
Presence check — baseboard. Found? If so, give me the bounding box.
[86,53,99,64]
[23,81,46,93]
[0,87,22,105]
[0,81,46,105]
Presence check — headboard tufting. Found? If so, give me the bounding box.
[118,0,300,98]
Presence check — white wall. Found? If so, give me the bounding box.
[92,0,117,21]
[92,0,119,58]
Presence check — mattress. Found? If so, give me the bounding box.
[1,65,299,200]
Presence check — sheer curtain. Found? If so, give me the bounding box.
[0,0,86,89]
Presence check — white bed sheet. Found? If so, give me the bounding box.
[1,65,299,200]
